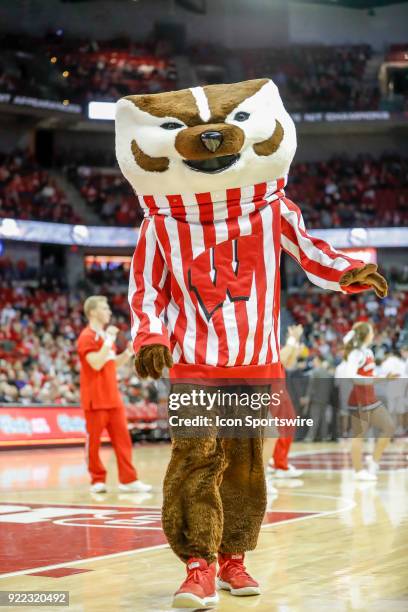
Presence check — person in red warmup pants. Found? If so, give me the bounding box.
[267,325,304,493]
[77,295,152,494]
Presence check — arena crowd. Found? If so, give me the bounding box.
[0,33,177,105]
[0,150,81,224]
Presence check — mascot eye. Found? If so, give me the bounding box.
[160,122,183,130]
[233,112,250,122]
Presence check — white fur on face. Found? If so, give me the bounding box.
[189,87,211,122]
[115,79,297,196]
[115,99,185,159]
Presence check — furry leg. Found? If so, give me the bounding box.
[162,436,227,564]
[219,437,266,553]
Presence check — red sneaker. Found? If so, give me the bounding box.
[217,553,260,596]
[172,558,218,609]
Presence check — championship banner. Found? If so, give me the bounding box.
[0,92,81,114]
[0,406,88,447]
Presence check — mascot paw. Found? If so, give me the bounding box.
[339,263,388,299]
[134,344,173,379]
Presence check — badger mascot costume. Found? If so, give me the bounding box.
[115,78,387,608]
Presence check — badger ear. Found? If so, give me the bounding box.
[253,120,284,156]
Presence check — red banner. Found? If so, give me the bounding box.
[0,405,87,447]
[0,403,164,447]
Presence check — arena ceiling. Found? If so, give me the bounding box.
[60,0,407,6]
[59,0,408,8]
[294,0,408,8]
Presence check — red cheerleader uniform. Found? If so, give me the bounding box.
[347,347,382,411]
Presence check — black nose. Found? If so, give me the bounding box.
[200,131,223,153]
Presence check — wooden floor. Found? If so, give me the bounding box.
[1,439,407,611]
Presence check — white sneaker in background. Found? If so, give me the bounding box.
[266,459,275,475]
[353,469,377,481]
[90,482,107,493]
[118,480,152,492]
[117,492,152,503]
[287,464,304,477]
[366,455,380,476]
[273,464,304,479]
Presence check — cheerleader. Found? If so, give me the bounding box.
[344,322,395,481]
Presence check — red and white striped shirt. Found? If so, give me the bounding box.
[129,178,366,378]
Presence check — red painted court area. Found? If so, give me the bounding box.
[290,450,408,470]
[0,503,317,577]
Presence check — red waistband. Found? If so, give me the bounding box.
[169,362,284,384]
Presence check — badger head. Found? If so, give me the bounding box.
[115,78,296,195]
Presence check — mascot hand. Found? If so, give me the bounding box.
[134,344,173,379]
[339,263,388,298]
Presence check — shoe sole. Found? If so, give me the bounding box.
[272,472,303,479]
[118,486,152,492]
[172,592,219,608]
[216,578,260,596]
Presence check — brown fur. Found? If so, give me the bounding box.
[134,344,173,379]
[175,123,245,160]
[162,389,267,563]
[131,139,169,173]
[125,89,201,126]
[253,119,284,156]
[203,79,269,123]
[339,263,388,298]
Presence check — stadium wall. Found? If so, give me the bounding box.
[53,129,114,162]
[0,0,406,49]
[1,242,40,269]
[0,117,33,153]
[295,131,408,162]
[288,2,408,50]
[0,0,287,47]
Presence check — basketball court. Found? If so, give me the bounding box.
[1,440,407,611]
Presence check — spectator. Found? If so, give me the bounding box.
[302,355,334,442]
